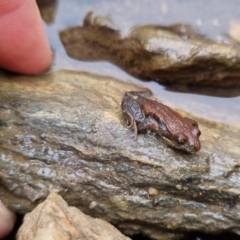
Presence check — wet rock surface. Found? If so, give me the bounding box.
[60,11,240,88]
[17,193,130,240]
[0,70,240,239]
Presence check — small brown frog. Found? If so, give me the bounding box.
[121,91,201,153]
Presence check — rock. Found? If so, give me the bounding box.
[16,193,130,240]
[0,70,240,239]
[36,0,57,24]
[60,11,240,88]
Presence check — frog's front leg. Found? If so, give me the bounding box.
[121,93,145,140]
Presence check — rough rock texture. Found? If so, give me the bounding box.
[60,11,240,88]
[0,70,240,239]
[17,193,130,240]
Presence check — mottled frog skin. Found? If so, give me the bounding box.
[121,91,201,153]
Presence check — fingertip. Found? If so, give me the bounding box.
[0,0,52,74]
[0,201,16,239]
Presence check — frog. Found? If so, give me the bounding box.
[121,91,201,153]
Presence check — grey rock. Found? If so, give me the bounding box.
[0,70,240,239]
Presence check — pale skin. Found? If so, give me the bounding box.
[0,0,52,238]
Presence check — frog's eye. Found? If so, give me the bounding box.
[185,117,198,127]
[193,128,201,137]
[177,135,187,144]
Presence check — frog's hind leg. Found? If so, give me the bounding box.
[124,111,134,128]
[138,116,160,133]
[124,111,139,140]
[133,120,139,141]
